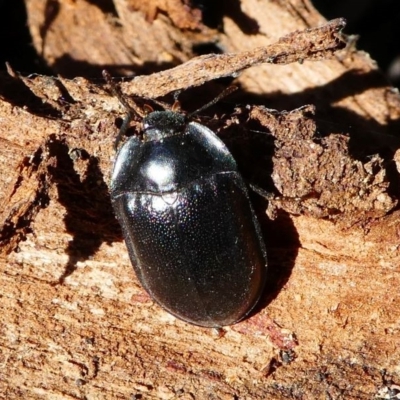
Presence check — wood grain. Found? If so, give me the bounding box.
[1,0,400,398]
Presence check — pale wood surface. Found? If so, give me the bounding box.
[1,1,400,398]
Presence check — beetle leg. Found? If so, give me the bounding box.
[249,183,275,200]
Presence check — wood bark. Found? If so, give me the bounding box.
[1,0,400,398]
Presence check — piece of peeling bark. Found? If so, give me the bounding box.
[248,105,397,223]
[13,17,347,104]
[1,1,400,399]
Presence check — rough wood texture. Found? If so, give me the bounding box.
[1,0,400,398]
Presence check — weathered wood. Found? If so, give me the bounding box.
[1,0,400,398]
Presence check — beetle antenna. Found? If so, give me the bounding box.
[187,86,238,119]
[102,70,145,117]
[102,70,146,150]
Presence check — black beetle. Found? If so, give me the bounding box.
[104,73,267,327]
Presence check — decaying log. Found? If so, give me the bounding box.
[1,1,400,398]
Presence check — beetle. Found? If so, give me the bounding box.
[104,72,268,327]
